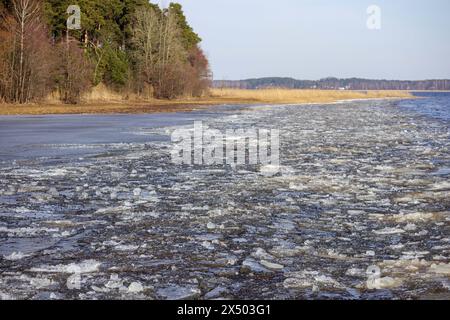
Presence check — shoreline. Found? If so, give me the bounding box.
[0,89,414,116]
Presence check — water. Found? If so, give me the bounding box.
[0,106,239,162]
[400,92,450,122]
[0,98,449,300]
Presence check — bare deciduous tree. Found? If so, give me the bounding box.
[132,7,160,92]
[0,0,55,103]
[132,6,188,99]
[12,0,40,102]
[0,13,15,102]
[56,39,93,104]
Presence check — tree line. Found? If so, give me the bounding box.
[214,77,450,91]
[0,0,211,104]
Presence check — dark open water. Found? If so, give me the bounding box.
[401,92,450,122]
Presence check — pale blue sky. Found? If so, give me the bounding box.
[171,0,450,80]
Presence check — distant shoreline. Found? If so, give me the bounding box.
[214,77,450,91]
[0,89,414,116]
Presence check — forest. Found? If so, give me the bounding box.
[0,0,211,104]
[215,77,450,91]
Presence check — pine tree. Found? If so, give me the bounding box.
[168,2,201,49]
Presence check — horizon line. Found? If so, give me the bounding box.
[213,77,450,82]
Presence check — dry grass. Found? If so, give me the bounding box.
[210,88,413,104]
[0,88,413,115]
[82,83,124,101]
[0,100,218,115]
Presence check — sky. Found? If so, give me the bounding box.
[167,0,450,81]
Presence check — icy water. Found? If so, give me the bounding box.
[0,97,449,300]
